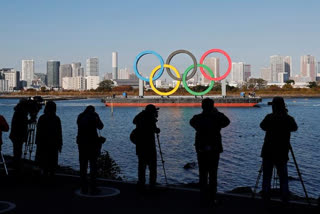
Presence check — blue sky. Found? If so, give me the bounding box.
[1,0,320,78]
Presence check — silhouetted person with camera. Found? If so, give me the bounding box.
[190,98,230,206]
[77,105,104,194]
[260,97,298,203]
[35,101,62,176]
[9,100,28,171]
[0,115,9,152]
[133,104,160,192]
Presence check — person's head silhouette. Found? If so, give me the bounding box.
[44,101,56,115]
[271,97,287,114]
[145,104,159,113]
[145,104,159,118]
[84,105,95,113]
[202,98,214,112]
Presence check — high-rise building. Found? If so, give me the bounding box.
[244,64,251,81]
[118,68,129,79]
[260,67,272,82]
[47,60,60,88]
[112,52,118,79]
[203,57,220,85]
[270,55,284,83]
[59,64,72,87]
[284,56,292,77]
[71,62,81,77]
[86,57,99,76]
[231,62,245,83]
[0,68,19,90]
[300,55,316,81]
[22,60,34,87]
[0,79,8,92]
[270,55,291,83]
[4,69,18,91]
[318,62,320,76]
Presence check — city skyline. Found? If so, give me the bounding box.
[1,0,320,78]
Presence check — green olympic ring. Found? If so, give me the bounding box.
[182,64,215,96]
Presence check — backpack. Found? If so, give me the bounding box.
[130,128,141,144]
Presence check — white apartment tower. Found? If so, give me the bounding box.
[112,52,118,79]
[4,69,18,91]
[300,55,316,81]
[231,62,245,83]
[86,57,99,76]
[62,76,85,90]
[86,76,100,90]
[22,60,34,87]
[118,68,129,79]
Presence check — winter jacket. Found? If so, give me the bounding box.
[35,113,63,168]
[190,108,230,153]
[133,110,159,157]
[260,112,298,161]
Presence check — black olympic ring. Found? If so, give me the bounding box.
[165,49,198,81]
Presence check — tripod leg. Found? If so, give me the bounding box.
[289,146,310,205]
[156,134,168,185]
[252,163,263,199]
[1,152,8,175]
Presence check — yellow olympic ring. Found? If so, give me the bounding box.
[149,64,181,96]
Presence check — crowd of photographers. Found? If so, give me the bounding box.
[0,96,317,207]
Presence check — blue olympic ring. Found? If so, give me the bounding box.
[133,50,164,82]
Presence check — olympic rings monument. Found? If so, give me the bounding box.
[102,49,262,107]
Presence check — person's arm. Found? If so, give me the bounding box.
[0,115,9,132]
[218,112,230,128]
[57,117,63,153]
[96,114,104,130]
[152,118,160,134]
[288,116,298,132]
[260,114,271,131]
[190,115,197,130]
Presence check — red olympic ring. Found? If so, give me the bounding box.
[199,49,232,81]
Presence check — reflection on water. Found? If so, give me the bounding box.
[0,98,319,198]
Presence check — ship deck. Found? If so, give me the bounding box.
[102,96,262,107]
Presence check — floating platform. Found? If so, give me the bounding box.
[102,96,262,107]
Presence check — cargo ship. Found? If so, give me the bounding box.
[102,96,262,107]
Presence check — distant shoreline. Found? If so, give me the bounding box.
[0,94,320,100]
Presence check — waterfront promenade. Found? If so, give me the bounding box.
[0,174,317,214]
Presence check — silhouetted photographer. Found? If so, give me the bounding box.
[77,105,104,194]
[132,104,160,191]
[260,97,298,202]
[9,100,28,171]
[35,101,62,176]
[190,98,230,206]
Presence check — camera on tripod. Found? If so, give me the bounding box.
[23,96,45,159]
[25,96,45,122]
